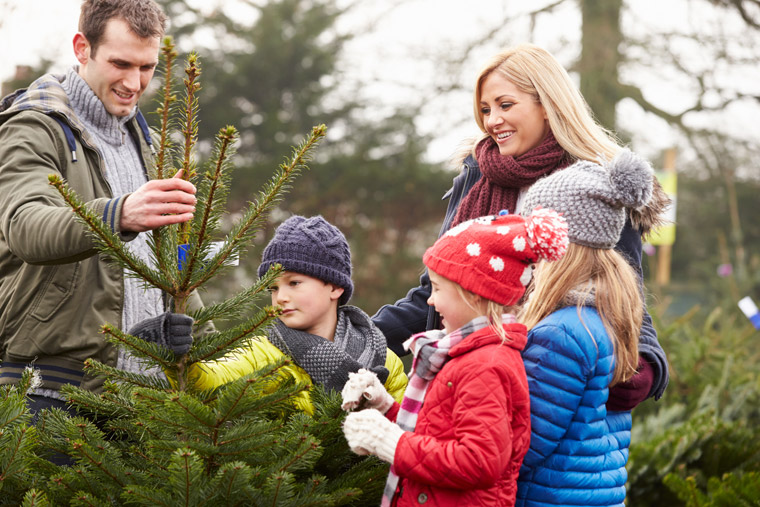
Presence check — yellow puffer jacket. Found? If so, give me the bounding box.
[188,336,407,415]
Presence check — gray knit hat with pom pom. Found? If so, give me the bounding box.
[521,149,654,249]
[258,215,353,305]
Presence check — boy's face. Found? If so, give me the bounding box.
[269,271,344,339]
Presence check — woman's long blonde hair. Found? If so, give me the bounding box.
[472,43,622,163]
[519,244,642,386]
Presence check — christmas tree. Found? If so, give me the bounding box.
[4,39,387,505]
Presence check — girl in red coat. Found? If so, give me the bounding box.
[342,209,568,506]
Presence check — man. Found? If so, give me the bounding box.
[0,0,197,416]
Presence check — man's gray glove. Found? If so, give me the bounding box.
[128,312,194,355]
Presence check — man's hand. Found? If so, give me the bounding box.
[120,171,197,232]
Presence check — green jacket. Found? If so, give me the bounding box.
[0,72,198,393]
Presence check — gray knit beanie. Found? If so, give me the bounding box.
[521,149,654,249]
[258,215,353,305]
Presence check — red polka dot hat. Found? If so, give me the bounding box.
[423,208,568,306]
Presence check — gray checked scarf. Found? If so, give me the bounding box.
[267,305,389,392]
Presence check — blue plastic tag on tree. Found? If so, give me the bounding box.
[178,243,190,271]
[738,296,760,330]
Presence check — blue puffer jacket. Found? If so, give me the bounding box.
[516,306,631,507]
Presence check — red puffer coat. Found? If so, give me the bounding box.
[390,324,531,506]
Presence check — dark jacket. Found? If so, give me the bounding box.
[373,153,669,399]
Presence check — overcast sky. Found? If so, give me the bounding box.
[1,0,757,164]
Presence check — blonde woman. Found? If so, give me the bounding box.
[373,43,669,411]
[516,150,651,506]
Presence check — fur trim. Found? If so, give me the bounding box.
[630,176,671,237]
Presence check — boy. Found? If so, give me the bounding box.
[134,215,407,413]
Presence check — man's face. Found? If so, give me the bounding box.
[75,17,160,117]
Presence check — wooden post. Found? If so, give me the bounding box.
[655,148,677,286]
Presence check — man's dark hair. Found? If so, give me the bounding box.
[79,0,167,55]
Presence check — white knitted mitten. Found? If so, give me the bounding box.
[343,409,404,463]
[341,368,395,414]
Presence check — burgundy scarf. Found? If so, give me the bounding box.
[452,131,571,226]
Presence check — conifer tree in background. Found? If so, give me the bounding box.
[6,39,387,505]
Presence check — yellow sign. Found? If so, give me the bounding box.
[647,171,677,246]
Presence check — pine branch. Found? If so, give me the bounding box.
[189,306,281,363]
[0,425,35,484]
[68,441,128,489]
[154,37,179,180]
[82,359,171,392]
[61,385,136,421]
[147,223,181,292]
[215,422,287,450]
[179,54,201,246]
[211,363,310,424]
[177,449,212,506]
[47,175,171,293]
[121,487,172,507]
[189,265,281,327]
[277,438,320,474]
[211,462,256,504]
[130,392,213,439]
[186,124,327,293]
[100,324,176,372]
[167,393,217,428]
[20,490,51,506]
[178,126,238,290]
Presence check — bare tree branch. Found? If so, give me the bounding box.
[707,0,760,28]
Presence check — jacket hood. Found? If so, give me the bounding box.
[0,72,88,135]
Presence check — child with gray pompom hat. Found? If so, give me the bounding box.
[515,149,655,507]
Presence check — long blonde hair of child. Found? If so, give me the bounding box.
[520,244,642,386]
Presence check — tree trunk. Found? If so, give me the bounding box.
[579,0,623,131]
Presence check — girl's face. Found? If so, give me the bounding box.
[479,72,549,158]
[427,270,483,334]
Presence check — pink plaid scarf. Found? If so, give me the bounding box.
[381,314,517,506]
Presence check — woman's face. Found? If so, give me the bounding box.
[479,72,549,158]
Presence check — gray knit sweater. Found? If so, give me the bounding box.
[63,66,164,379]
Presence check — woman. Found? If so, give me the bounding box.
[372,43,669,409]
